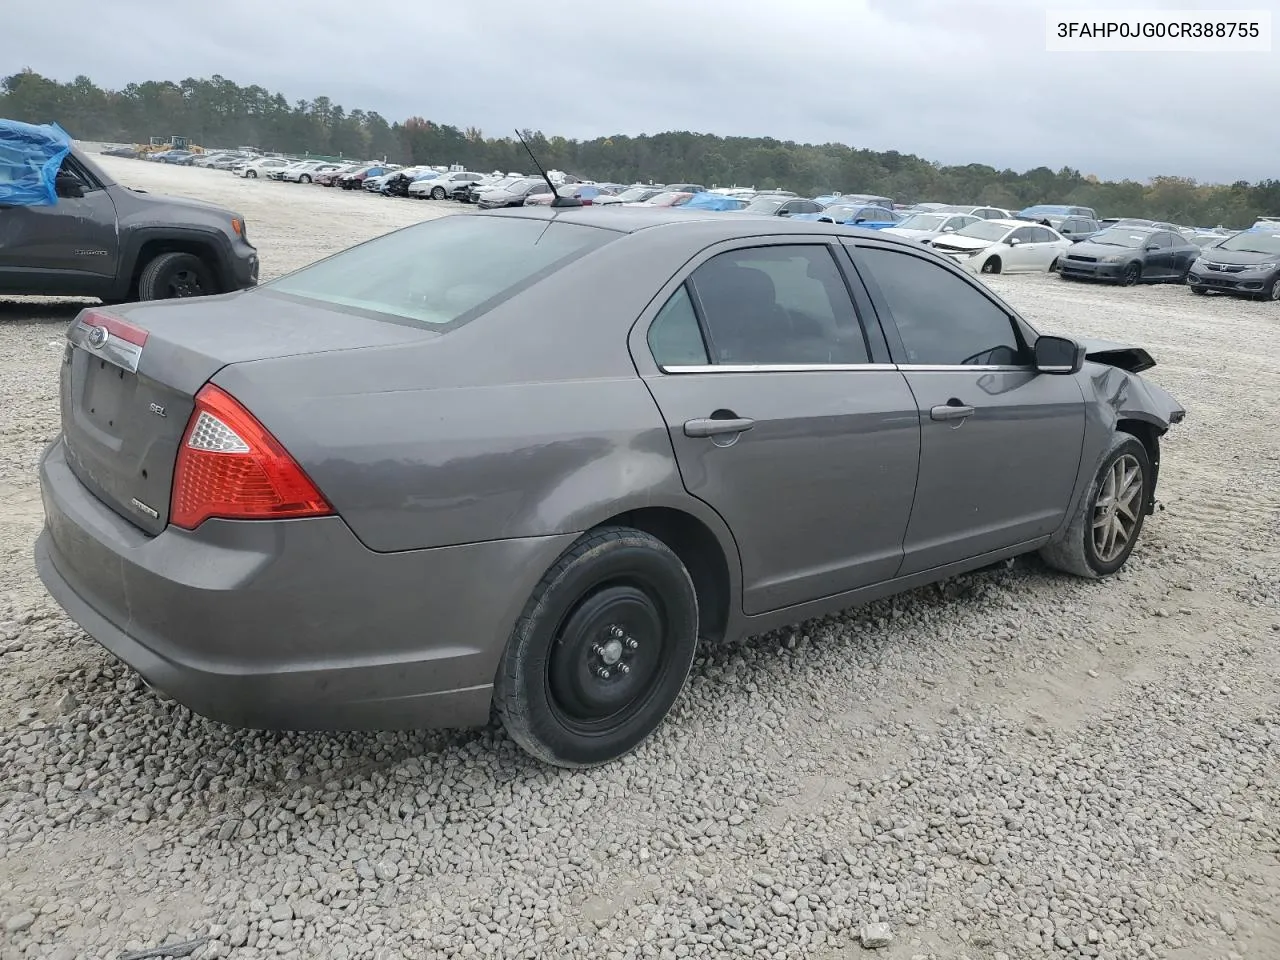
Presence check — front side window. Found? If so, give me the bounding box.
[1148,232,1174,249]
[688,245,870,365]
[854,247,1025,367]
[268,216,614,329]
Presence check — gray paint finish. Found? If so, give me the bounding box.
[35,208,1186,733]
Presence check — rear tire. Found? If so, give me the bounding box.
[981,256,1001,274]
[137,252,215,301]
[1049,256,1060,272]
[495,526,699,768]
[1039,432,1152,579]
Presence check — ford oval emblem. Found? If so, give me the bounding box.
[87,325,109,349]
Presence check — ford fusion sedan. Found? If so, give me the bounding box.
[1186,227,1280,300]
[928,219,1069,274]
[35,209,1184,768]
[1058,227,1201,285]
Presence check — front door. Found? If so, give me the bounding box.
[846,241,1086,575]
[0,156,119,296]
[1144,231,1177,278]
[635,240,921,614]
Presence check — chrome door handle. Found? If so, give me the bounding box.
[684,417,755,438]
[930,403,974,421]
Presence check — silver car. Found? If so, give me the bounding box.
[35,209,1185,768]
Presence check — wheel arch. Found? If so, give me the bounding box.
[589,505,736,644]
[117,228,233,299]
[1115,417,1162,513]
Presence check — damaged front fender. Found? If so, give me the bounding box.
[1078,336,1187,432]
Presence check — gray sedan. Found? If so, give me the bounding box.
[35,209,1185,768]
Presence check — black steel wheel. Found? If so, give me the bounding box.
[137,252,215,301]
[495,526,699,767]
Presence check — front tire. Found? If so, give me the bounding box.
[247,169,257,178]
[981,256,1001,274]
[300,174,312,184]
[1120,262,1141,286]
[431,186,446,200]
[1264,276,1280,301]
[136,252,215,301]
[1049,256,1060,272]
[1040,432,1152,579]
[495,526,699,768]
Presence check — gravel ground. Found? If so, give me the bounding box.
[1,157,1278,960]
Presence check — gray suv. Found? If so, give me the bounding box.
[0,146,259,302]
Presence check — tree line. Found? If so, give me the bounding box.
[3,69,1276,227]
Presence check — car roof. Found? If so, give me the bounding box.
[479,206,924,244]
[985,219,1032,229]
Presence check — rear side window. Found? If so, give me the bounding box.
[267,216,614,328]
[648,286,709,367]
[689,245,870,365]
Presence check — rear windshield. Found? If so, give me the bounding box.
[267,215,615,328]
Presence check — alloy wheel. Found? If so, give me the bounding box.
[1092,453,1143,564]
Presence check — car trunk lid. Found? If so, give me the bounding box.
[59,290,437,535]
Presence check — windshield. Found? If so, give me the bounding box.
[616,187,655,201]
[1088,228,1153,247]
[268,216,615,328]
[1218,231,1280,255]
[954,221,1013,242]
[743,197,786,213]
[896,214,946,230]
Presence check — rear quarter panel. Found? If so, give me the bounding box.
[210,223,743,555]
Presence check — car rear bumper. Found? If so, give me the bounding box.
[1059,259,1125,280]
[35,437,577,732]
[1186,266,1275,295]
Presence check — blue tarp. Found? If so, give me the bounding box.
[0,119,73,206]
[682,192,745,211]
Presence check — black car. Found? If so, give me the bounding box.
[1186,228,1280,300]
[1058,226,1200,285]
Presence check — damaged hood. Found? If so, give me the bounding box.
[1076,337,1156,374]
[1070,336,1186,429]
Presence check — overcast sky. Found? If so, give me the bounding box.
[2,0,1274,183]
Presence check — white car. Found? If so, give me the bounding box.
[928,219,1070,275]
[280,161,343,184]
[882,212,981,244]
[408,171,487,200]
[238,158,291,178]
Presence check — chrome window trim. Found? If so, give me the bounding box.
[659,363,898,374]
[656,363,1037,374]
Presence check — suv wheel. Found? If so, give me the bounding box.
[137,252,215,301]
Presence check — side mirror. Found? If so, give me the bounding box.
[778,209,791,217]
[942,225,955,232]
[1008,237,1021,246]
[854,218,867,224]
[1034,334,1086,375]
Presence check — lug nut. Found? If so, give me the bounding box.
[610,626,624,639]
[597,667,610,680]
[625,638,638,650]
[591,643,602,655]
[618,663,630,675]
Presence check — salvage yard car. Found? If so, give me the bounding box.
[1185,227,1280,300]
[928,218,1070,274]
[0,123,259,302]
[33,208,1184,769]
[1058,226,1201,285]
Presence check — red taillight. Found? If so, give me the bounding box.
[170,384,332,530]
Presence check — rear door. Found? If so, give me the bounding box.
[844,240,1086,574]
[1145,231,1177,277]
[1004,226,1040,271]
[0,155,119,296]
[632,239,921,615]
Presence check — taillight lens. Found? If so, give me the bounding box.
[170,384,332,530]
